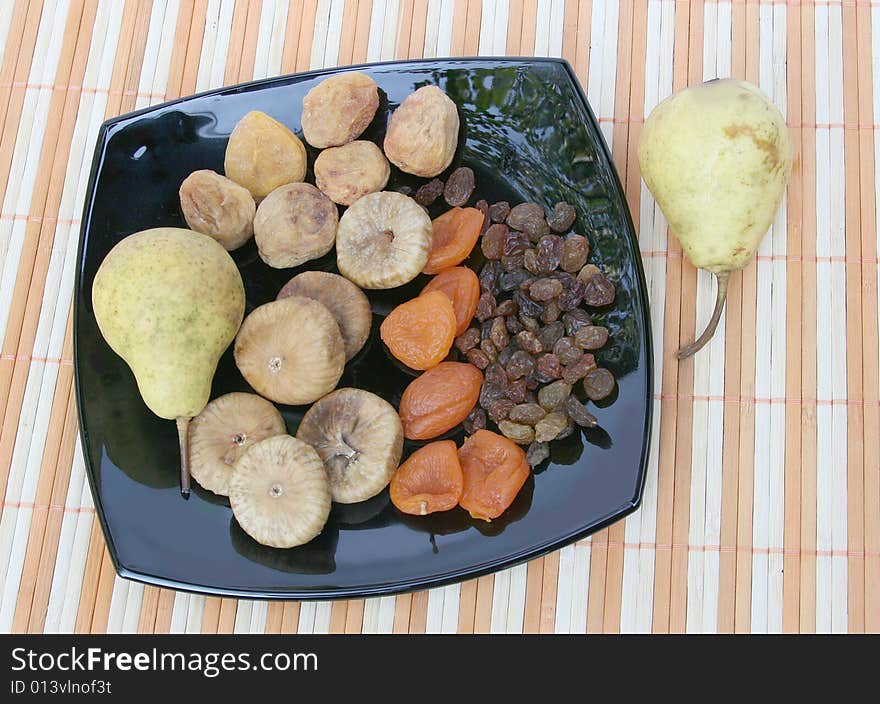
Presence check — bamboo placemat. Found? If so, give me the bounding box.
[0,0,876,634]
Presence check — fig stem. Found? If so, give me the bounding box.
[677,271,731,360]
[177,417,191,498]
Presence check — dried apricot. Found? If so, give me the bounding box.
[399,362,483,440]
[458,429,531,521]
[380,291,456,370]
[390,440,463,515]
[420,266,480,336]
[423,207,483,274]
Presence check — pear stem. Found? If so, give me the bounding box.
[678,271,731,360]
[177,417,191,498]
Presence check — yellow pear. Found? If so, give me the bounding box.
[637,78,792,358]
[91,227,245,495]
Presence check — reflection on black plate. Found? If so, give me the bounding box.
[75,58,652,599]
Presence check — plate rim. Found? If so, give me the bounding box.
[73,56,654,601]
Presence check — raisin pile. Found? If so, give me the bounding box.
[457,198,618,464]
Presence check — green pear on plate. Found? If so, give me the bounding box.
[638,78,793,358]
[91,227,245,496]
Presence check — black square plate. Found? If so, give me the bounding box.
[75,58,652,599]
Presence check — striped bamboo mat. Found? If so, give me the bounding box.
[0,0,877,634]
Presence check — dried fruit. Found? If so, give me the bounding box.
[253,183,338,268]
[561,353,597,384]
[582,271,616,307]
[179,170,255,250]
[424,207,484,274]
[234,297,345,405]
[479,260,502,294]
[229,435,330,548]
[444,166,475,206]
[540,300,561,324]
[384,85,459,177]
[504,230,531,256]
[466,348,490,369]
[479,338,498,362]
[297,388,404,503]
[575,325,610,350]
[336,191,433,289]
[475,291,496,321]
[463,406,487,434]
[561,234,590,272]
[553,337,583,366]
[390,440,463,515]
[536,353,562,380]
[489,201,511,223]
[475,199,490,231]
[516,330,543,355]
[189,393,286,496]
[507,202,549,239]
[535,234,564,272]
[534,412,569,442]
[277,271,372,361]
[505,377,527,403]
[505,350,535,380]
[525,441,550,467]
[529,277,563,302]
[301,71,379,148]
[455,327,481,354]
[506,316,524,334]
[557,285,584,312]
[486,397,515,423]
[563,309,593,336]
[547,202,577,232]
[566,396,598,427]
[537,321,565,350]
[458,430,531,521]
[499,269,532,293]
[481,223,508,259]
[380,290,457,370]
[224,111,307,199]
[515,290,542,318]
[523,248,541,274]
[583,367,616,400]
[490,316,510,350]
[501,253,525,271]
[314,140,390,205]
[421,266,481,336]
[498,420,535,444]
[399,361,483,439]
[509,403,546,425]
[415,178,445,206]
[537,380,572,411]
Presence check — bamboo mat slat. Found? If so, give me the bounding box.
[1,0,878,634]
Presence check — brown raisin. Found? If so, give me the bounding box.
[563,309,592,336]
[582,272,616,308]
[537,321,565,350]
[562,353,597,385]
[496,298,518,316]
[537,380,572,410]
[575,325,610,350]
[499,269,532,292]
[536,234,564,272]
[553,337,583,366]
[518,314,541,333]
[486,398,515,423]
[501,253,525,271]
[475,199,490,232]
[583,367,616,400]
[476,291,496,321]
[577,263,600,284]
[540,300,561,324]
[479,260,502,295]
[479,338,498,361]
[443,167,475,207]
[414,178,444,206]
[489,201,510,223]
[498,420,535,445]
[463,406,487,433]
[455,327,481,354]
[514,290,542,318]
[506,316,524,334]
[504,230,531,256]
[516,330,543,355]
[547,202,577,232]
[507,202,550,239]
[481,223,508,259]
[534,412,569,442]
[561,234,589,272]
[490,316,510,350]
[526,441,550,467]
[509,403,547,425]
[557,284,585,312]
[497,342,517,366]
[536,353,563,381]
[566,396,598,428]
[529,277,564,301]
[523,248,541,274]
[506,350,535,380]
[505,377,527,403]
[466,348,490,369]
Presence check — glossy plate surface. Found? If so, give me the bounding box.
[75,58,652,599]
